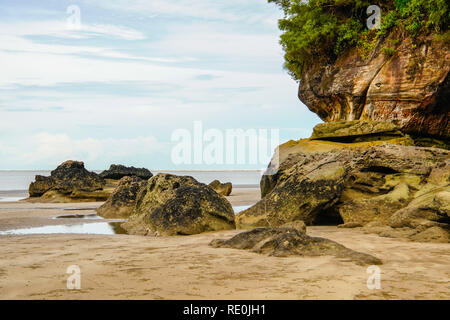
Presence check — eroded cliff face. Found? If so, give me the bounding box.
[299,32,449,138]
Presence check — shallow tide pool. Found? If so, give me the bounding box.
[0,205,255,236]
[0,222,127,236]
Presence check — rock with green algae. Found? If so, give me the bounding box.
[99,164,153,180]
[311,120,401,140]
[28,160,107,202]
[97,176,147,219]
[122,173,236,236]
[260,120,415,198]
[238,151,349,229]
[240,137,450,242]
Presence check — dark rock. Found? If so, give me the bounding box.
[100,164,153,180]
[28,160,106,202]
[237,151,349,228]
[208,180,232,196]
[48,160,105,194]
[210,228,382,266]
[97,176,147,219]
[122,174,236,236]
[29,175,54,197]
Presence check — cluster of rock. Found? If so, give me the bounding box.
[238,120,449,243]
[28,162,153,203]
[28,161,238,236]
[28,161,108,202]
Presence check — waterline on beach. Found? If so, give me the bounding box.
[53,213,103,220]
[0,222,126,236]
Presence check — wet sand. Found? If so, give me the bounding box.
[0,188,449,300]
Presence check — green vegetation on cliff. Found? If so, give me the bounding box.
[269,0,450,79]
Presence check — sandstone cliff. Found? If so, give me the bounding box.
[299,32,449,141]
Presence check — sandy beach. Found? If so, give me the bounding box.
[0,188,448,300]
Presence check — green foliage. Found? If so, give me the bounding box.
[382,47,397,56]
[270,0,449,80]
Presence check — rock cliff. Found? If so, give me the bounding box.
[299,33,449,140]
[241,121,450,243]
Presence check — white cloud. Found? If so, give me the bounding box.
[87,0,278,23]
[149,24,282,59]
[0,0,321,170]
[0,133,164,168]
[0,20,146,40]
[0,34,194,65]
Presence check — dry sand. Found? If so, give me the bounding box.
[0,188,449,300]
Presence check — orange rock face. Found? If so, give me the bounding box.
[299,34,449,138]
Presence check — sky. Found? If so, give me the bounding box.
[0,0,321,170]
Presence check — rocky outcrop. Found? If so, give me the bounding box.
[97,176,147,219]
[122,174,236,236]
[239,152,348,228]
[208,180,232,196]
[28,161,108,202]
[240,121,450,242]
[100,164,153,180]
[210,228,381,266]
[299,33,449,140]
[259,120,414,197]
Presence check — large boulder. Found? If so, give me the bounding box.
[210,228,382,266]
[122,174,236,236]
[208,180,232,196]
[237,151,349,228]
[28,160,107,202]
[100,164,153,180]
[97,176,147,219]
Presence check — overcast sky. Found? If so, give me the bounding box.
[0,0,321,170]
